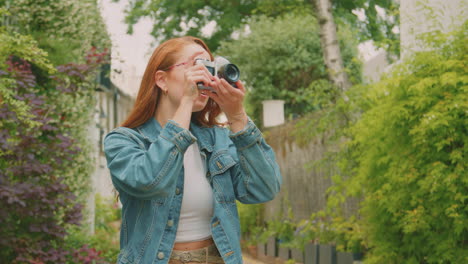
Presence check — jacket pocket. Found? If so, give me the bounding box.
[209,152,236,176]
[117,246,135,264]
[209,153,237,203]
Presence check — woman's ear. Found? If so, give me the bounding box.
[154,70,167,91]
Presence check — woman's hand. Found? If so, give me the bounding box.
[181,63,214,102]
[171,57,214,129]
[206,77,248,132]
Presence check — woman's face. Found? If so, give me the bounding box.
[164,44,212,112]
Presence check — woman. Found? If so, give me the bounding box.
[104,36,282,264]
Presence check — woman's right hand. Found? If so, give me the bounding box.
[181,61,214,102]
[171,56,215,129]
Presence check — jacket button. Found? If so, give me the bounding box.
[157,252,165,259]
[175,188,181,195]
[167,220,174,227]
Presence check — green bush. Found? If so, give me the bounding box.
[237,201,264,246]
[333,21,468,263]
[65,194,121,264]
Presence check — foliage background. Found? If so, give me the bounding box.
[326,21,468,263]
[217,13,362,123]
[0,0,115,262]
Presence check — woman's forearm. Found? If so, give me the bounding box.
[172,97,194,129]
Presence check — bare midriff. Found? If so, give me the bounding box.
[173,237,215,251]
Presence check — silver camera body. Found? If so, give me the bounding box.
[195,56,240,92]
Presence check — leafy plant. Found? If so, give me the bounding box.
[3,0,111,65]
[65,194,121,264]
[237,201,264,246]
[0,27,109,263]
[330,21,468,263]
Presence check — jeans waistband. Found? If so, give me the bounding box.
[170,243,224,264]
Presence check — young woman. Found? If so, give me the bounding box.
[103,36,282,264]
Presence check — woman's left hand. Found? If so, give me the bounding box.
[206,76,248,129]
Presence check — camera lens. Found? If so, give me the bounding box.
[218,64,240,83]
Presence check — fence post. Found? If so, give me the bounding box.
[319,244,336,264]
[291,248,304,263]
[278,246,290,261]
[266,237,276,257]
[257,242,266,258]
[336,252,353,264]
[304,243,319,264]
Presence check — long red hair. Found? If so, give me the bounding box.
[120,36,222,128]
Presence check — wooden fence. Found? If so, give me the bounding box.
[254,237,363,264]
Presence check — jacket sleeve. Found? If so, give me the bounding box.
[103,120,196,199]
[227,118,282,204]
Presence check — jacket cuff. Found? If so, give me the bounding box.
[229,117,262,150]
[160,120,196,152]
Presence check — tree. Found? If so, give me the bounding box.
[117,0,311,51]
[312,0,351,94]
[119,0,398,54]
[309,0,399,95]
[332,0,400,57]
[217,13,361,122]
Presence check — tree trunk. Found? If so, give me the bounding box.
[312,0,352,95]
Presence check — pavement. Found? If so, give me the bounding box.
[242,251,283,264]
[242,252,269,264]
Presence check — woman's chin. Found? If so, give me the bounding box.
[192,100,209,112]
[192,91,209,110]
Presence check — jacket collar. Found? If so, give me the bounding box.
[136,117,214,152]
[189,122,214,153]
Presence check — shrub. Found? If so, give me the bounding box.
[0,28,109,263]
[334,21,468,263]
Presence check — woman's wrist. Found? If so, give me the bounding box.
[227,112,248,133]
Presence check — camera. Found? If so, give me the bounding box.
[195,56,240,91]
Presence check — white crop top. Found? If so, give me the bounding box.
[174,143,214,242]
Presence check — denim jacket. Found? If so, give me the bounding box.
[103,117,282,264]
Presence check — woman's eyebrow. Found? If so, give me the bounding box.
[188,51,206,61]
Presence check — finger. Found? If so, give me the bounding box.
[188,76,212,90]
[220,78,244,97]
[191,64,215,80]
[187,70,214,83]
[213,76,228,95]
[189,69,216,86]
[206,90,222,105]
[234,80,246,93]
